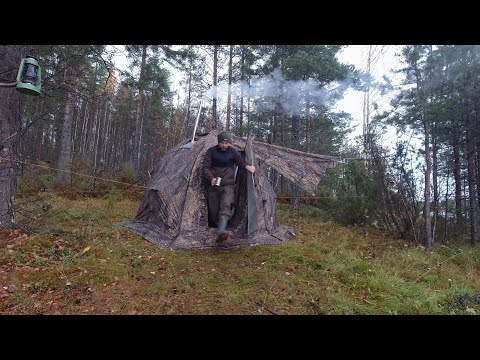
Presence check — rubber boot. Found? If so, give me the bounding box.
[216,215,229,242]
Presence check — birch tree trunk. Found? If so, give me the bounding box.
[363,45,373,169]
[239,46,245,137]
[423,111,433,248]
[133,45,147,172]
[212,45,218,129]
[466,113,479,245]
[226,45,233,131]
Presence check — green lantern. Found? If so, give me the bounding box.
[15,56,41,96]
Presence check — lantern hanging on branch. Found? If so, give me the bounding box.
[15,55,41,96]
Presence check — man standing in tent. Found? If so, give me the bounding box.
[203,131,256,242]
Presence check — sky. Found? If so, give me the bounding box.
[334,45,405,142]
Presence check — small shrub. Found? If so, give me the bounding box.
[105,187,119,212]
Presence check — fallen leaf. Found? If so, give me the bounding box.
[76,246,91,257]
[466,307,476,315]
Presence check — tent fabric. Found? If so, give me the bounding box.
[123,130,338,249]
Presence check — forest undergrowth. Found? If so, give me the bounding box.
[1,193,479,315]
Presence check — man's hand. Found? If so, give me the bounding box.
[211,178,216,186]
[245,165,255,174]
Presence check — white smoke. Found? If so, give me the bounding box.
[204,68,357,117]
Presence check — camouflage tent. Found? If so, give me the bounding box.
[123,130,338,249]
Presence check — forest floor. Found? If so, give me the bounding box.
[1,193,480,315]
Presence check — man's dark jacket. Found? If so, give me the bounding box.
[203,145,248,186]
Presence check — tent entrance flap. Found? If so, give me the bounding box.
[246,136,258,235]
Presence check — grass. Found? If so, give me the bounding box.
[1,196,480,315]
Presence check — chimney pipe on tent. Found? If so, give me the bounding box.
[183,100,203,149]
